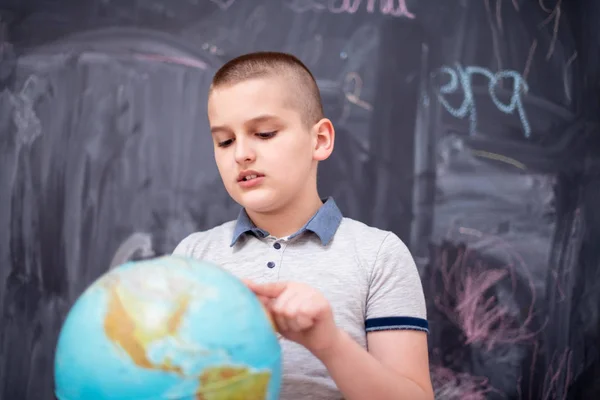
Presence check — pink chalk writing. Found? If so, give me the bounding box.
[430,365,497,400]
[286,0,415,19]
[431,232,540,351]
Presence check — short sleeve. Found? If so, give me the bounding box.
[365,232,429,333]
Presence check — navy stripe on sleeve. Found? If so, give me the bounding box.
[365,317,429,333]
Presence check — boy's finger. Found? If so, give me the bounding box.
[247,281,288,298]
[241,278,255,287]
[293,315,314,331]
[275,314,290,332]
[256,294,270,305]
[257,298,278,332]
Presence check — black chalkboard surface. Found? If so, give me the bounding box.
[1,1,599,399]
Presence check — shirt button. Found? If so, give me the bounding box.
[273,242,281,249]
[267,261,276,269]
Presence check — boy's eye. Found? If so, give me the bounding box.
[217,139,234,147]
[256,131,277,139]
[217,131,276,147]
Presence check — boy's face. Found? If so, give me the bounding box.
[208,76,332,213]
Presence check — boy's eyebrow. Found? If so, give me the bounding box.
[246,114,281,124]
[210,125,229,135]
[211,115,282,135]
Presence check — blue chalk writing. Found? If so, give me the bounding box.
[435,63,531,138]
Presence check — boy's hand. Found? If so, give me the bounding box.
[243,280,341,358]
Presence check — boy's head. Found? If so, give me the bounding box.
[207,51,334,214]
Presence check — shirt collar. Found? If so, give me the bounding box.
[230,197,343,247]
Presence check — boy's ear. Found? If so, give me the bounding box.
[312,118,335,161]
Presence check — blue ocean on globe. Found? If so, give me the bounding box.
[54,255,282,400]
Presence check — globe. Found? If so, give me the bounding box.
[54,255,282,400]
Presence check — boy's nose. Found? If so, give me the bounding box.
[234,141,256,164]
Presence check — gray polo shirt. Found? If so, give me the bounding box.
[173,197,428,400]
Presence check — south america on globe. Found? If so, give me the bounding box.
[54,255,282,400]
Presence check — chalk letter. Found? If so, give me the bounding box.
[488,70,531,138]
[388,0,416,19]
[437,64,478,136]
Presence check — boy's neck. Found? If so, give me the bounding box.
[245,190,325,239]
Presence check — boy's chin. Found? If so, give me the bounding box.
[236,192,281,214]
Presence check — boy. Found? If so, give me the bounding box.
[173,52,433,400]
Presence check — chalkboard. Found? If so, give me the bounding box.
[1,0,599,399]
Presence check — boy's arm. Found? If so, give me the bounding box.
[315,328,433,400]
[315,231,433,400]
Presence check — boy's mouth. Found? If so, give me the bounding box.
[237,171,264,182]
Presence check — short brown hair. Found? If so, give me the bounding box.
[210,51,324,127]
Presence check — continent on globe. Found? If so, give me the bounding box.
[102,263,198,374]
[54,255,282,400]
[197,366,271,400]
